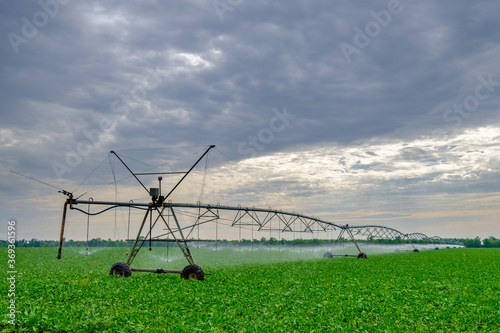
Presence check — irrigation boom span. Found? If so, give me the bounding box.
[68,200,457,241]
[56,145,463,280]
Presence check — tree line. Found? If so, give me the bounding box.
[457,237,500,248]
[1,236,499,248]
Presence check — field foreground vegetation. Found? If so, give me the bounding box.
[1,247,499,332]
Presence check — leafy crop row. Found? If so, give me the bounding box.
[1,247,499,332]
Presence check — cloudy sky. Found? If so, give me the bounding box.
[1,0,499,241]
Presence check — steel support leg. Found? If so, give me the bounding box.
[57,200,69,259]
[127,208,151,265]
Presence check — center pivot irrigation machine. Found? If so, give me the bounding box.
[54,145,462,280]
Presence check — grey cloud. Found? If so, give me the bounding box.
[1,0,500,239]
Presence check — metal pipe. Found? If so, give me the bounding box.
[163,145,215,200]
[110,151,149,194]
[86,199,92,256]
[149,207,152,251]
[134,172,186,176]
[68,200,344,230]
[346,227,363,254]
[127,200,132,256]
[127,208,151,265]
[168,206,195,265]
[57,200,69,259]
[333,229,345,247]
[126,238,216,242]
[131,268,182,274]
[73,200,150,207]
[65,200,442,255]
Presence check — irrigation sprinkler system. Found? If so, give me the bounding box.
[48,145,463,280]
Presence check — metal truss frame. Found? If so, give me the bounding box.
[55,145,463,278]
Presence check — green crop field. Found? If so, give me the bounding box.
[2,246,499,332]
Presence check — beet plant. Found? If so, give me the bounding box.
[1,247,499,332]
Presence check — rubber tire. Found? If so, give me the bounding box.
[323,251,333,258]
[413,249,419,253]
[110,261,132,277]
[181,264,205,281]
[357,252,367,259]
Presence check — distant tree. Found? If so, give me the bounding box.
[459,237,483,248]
[483,237,500,248]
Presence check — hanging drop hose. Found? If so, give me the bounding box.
[269,217,272,252]
[149,207,152,251]
[127,200,133,257]
[215,214,218,252]
[166,211,170,261]
[86,198,93,256]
